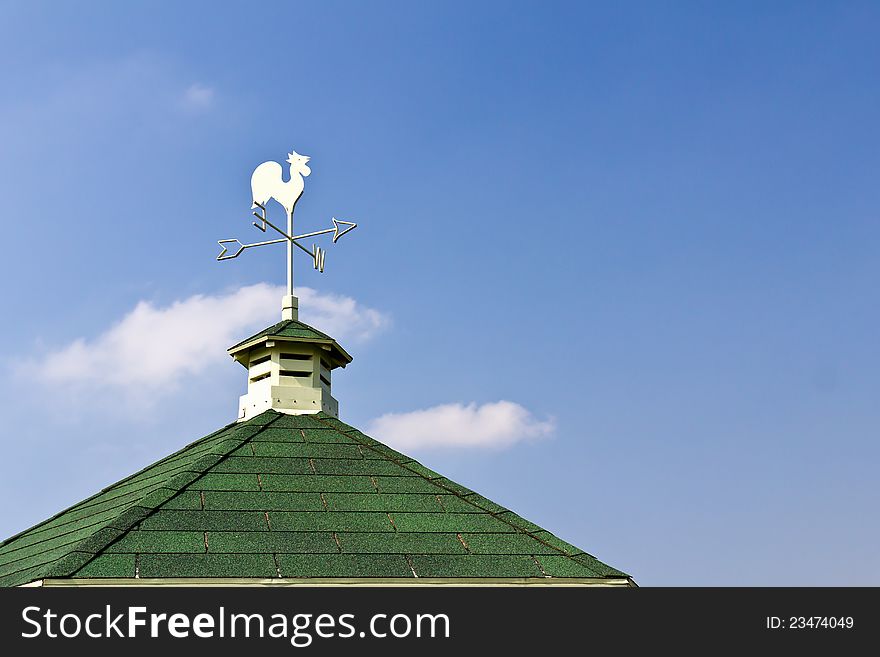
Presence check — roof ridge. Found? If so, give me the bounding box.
[37,414,286,581]
[312,414,596,565]
[0,419,243,551]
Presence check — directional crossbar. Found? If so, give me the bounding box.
[217,203,356,273]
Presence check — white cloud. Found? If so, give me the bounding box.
[22,283,389,398]
[179,83,215,112]
[366,401,555,451]
[297,287,390,342]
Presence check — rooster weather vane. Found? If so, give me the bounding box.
[216,150,357,296]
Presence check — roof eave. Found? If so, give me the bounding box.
[228,335,353,368]
[32,576,636,587]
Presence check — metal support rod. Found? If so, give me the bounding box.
[291,226,336,240]
[241,237,287,249]
[253,205,338,243]
[287,209,294,297]
[253,205,291,242]
[293,239,315,257]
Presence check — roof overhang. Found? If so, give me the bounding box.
[228,335,352,369]
[28,577,636,587]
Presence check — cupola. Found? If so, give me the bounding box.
[229,295,352,420]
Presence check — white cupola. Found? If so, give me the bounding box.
[228,296,352,421]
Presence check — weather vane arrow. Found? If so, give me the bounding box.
[215,150,357,287]
[331,218,357,243]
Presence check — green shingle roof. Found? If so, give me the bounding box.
[232,319,333,348]
[228,319,352,366]
[0,411,631,586]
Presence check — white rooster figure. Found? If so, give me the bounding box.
[249,149,313,302]
[251,150,312,219]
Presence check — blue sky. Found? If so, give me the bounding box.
[1,1,878,585]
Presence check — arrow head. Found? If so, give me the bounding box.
[331,218,357,243]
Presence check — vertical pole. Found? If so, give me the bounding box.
[287,209,294,297]
[281,207,298,321]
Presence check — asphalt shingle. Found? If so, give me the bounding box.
[410,554,545,578]
[269,511,394,533]
[138,553,278,578]
[259,474,376,493]
[229,319,334,350]
[74,553,136,578]
[277,553,413,578]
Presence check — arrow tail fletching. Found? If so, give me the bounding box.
[217,239,244,260]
